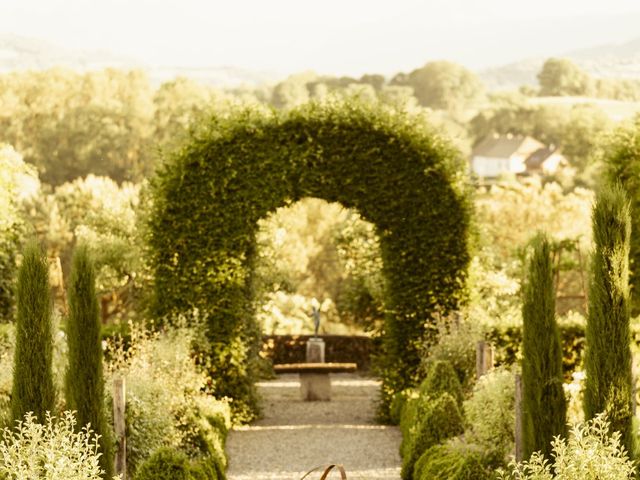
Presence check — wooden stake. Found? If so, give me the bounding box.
[476,341,494,379]
[113,377,127,479]
[515,373,523,462]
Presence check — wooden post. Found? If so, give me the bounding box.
[476,341,494,379]
[113,377,127,479]
[515,373,524,462]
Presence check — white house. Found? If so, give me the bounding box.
[470,134,566,179]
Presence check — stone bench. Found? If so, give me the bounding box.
[273,362,357,401]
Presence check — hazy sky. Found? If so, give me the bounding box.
[2,0,640,75]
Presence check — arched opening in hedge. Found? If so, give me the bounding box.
[147,102,472,419]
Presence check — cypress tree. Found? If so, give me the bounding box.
[584,185,634,455]
[66,245,113,477]
[11,240,55,422]
[521,233,566,459]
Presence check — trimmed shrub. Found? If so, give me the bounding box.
[147,101,472,417]
[401,393,465,480]
[11,240,55,423]
[521,233,567,458]
[133,447,215,480]
[414,441,494,480]
[390,389,411,425]
[584,185,634,455]
[464,367,515,458]
[65,245,113,477]
[419,359,463,407]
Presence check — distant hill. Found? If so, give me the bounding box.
[0,34,281,87]
[480,37,640,91]
[0,34,139,71]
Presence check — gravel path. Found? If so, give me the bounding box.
[225,373,402,480]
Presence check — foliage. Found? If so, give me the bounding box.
[23,175,146,323]
[389,389,411,425]
[0,325,13,428]
[521,234,567,458]
[147,100,472,418]
[499,415,635,480]
[602,115,640,313]
[0,69,154,185]
[537,58,640,101]
[537,58,593,97]
[133,447,217,480]
[400,392,465,480]
[255,197,382,335]
[11,241,55,423]
[421,315,483,390]
[65,245,113,477]
[584,185,634,455]
[464,368,515,458]
[475,180,593,265]
[418,359,463,407]
[486,314,587,375]
[0,145,37,322]
[392,61,486,113]
[104,319,231,476]
[414,440,495,480]
[0,411,117,480]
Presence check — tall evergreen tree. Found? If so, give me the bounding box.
[11,240,55,422]
[521,233,567,459]
[66,245,113,477]
[584,185,634,455]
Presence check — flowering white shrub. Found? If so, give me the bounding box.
[499,414,635,480]
[0,411,119,480]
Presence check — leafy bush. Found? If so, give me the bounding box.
[401,392,465,480]
[0,411,117,480]
[464,368,515,458]
[390,389,411,425]
[104,318,230,476]
[418,360,464,407]
[421,315,482,390]
[414,440,494,480]
[133,447,216,480]
[23,175,146,324]
[499,415,635,480]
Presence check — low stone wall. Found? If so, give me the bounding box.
[261,334,375,371]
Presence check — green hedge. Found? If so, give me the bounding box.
[414,442,494,480]
[488,321,640,379]
[134,448,219,480]
[260,334,374,370]
[147,100,472,418]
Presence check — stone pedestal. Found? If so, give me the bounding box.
[300,373,331,401]
[305,337,325,363]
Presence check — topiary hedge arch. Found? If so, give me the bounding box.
[147,101,472,419]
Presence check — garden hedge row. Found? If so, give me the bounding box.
[260,334,375,370]
[147,100,472,417]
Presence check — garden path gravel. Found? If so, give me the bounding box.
[225,373,402,480]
